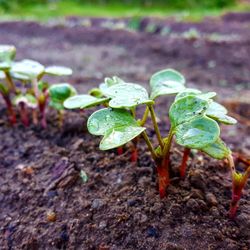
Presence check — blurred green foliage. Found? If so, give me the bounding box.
[0,0,236,11]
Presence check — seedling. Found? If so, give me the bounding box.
[0,45,17,124]
[13,93,37,127]
[48,83,77,128]
[0,44,74,127]
[64,68,245,217]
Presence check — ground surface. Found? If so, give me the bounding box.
[0,14,250,249]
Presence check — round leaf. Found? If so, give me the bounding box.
[100,126,145,150]
[150,69,186,99]
[103,83,153,108]
[0,45,16,62]
[49,83,77,102]
[201,138,231,159]
[169,95,209,127]
[45,66,73,76]
[10,59,45,80]
[175,90,216,101]
[175,116,220,149]
[64,94,109,109]
[87,108,139,136]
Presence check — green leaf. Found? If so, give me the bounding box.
[88,108,145,150]
[0,62,12,71]
[150,69,186,99]
[175,90,216,101]
[100,126,145,150]
[64,94,109,109]
[175,116,220,149]
[0,45,16,63]
[169,95,210,127]
[49,83,77,102]
[201,138,231,159]
[10,59,45,80]
[99,76,124,92]
[205,101,237,125]
[88,108,139,135]
[45,66,73,76]
[175,89,202,101]
[14,94,38,108]
[103,83,153,108]
[88,88,104,98]
[49,83,77,110]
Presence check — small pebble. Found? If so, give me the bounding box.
[47,211,57,222]
[92,199,105,209]
[99,221,107,229]
[205,192,218,206]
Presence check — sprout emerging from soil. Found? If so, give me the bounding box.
[0,44,73,127]
[65,68,245,217]
[48,83,77,128]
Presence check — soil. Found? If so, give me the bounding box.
[0,13,250,249]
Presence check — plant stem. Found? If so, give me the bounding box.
[4,71,16,93]
[148,104,164,149]
[141,131,158,162]
[1,91,16,125]
[180,148,191,179]
[131,139,138,163]
[32,109,38,125]
[228,154,250,218]
[39,93,48,129]
[157,127,174,198]
[19,103,29,127]
[140,106,149,126]
[58,110,64,129]
[117,147,123,155]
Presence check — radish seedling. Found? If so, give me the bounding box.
[48,83,77,128]
[0,45,17,124]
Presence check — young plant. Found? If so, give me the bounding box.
[48,83,77,128]
[9,58,73,128]
[0,45,17,124]
[70,68,245,217]
[13,93,38,127]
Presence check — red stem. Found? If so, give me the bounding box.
[117,147,123,155]
[131,147,138,162]
[157,156,170,198]
[3,94,16,125]
[38,93,48,129]
[180,148,191,179]
[19,103,29,127]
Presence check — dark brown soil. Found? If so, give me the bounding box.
[0,14,250,249]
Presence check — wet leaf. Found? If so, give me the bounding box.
[175,90,216,101]
[150,69,186,99]
[10,59,45,80]
[206,101,237,125]
[88,108,139,136]
[169,95,209,127]
[64,94,109,109]
[99,76,124,92]
[88,108,145,150]
[100,126,145,150]
[175,116,220,149]
[103,83,153,108]
[201,138,231,159]
[45,66,73,76]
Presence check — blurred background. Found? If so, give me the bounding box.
[0,0,249,20]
